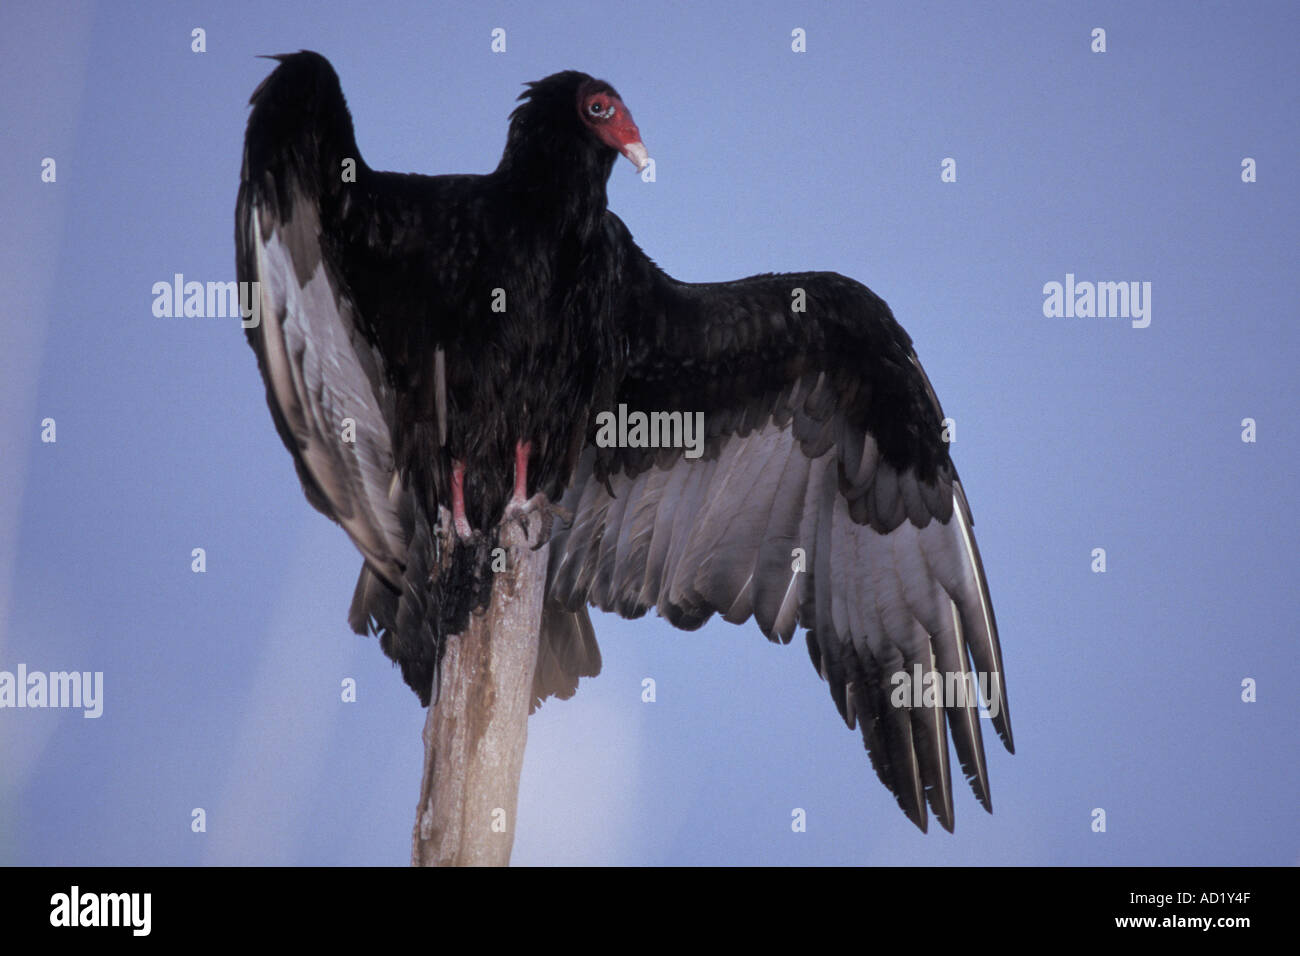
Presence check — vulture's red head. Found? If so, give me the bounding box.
[506,71,650,177]
[575,78,649,172]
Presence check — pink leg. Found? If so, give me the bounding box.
[512,440,532,504]
[451,460,473,538]
[502,440,568,547]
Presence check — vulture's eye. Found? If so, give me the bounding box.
[589,102,604,115]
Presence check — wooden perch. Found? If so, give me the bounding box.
[411,519,546,866]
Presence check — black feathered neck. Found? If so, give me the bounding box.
[493,71,621,236]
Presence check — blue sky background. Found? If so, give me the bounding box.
[1,0,1296,866]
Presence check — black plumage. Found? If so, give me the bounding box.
[237,51,1013,833]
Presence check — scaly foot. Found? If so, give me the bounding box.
[503,493,573,550]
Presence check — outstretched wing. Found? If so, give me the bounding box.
[547,216,1012,832]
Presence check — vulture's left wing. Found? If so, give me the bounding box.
[547,215,1013,832]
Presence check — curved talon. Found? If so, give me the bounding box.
[504,494,572,549]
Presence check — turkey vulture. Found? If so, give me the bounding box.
[237,51,1013,833]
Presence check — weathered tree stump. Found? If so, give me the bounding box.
[411,520,546,866]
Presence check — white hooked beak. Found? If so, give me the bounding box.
[622,141,650,172]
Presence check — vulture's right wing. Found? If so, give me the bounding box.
[237,51,598,709]
[236,56,406,590]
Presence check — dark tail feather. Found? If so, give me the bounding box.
[531,603,602,712]
[349,507,494,707]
